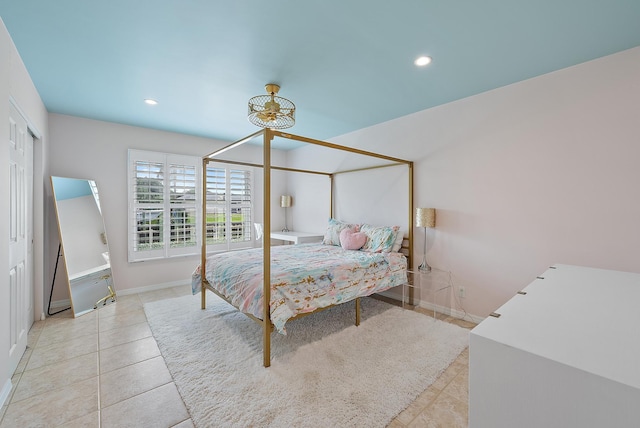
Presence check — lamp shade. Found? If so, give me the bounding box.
[416,208,436,228]
[280,195,292,208]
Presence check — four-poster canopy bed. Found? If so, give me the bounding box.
[195,128,414,367]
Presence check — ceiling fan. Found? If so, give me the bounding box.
[247,84,296,129]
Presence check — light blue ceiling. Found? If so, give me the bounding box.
[1,0,640,144]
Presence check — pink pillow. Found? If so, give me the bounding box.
[339,227,367,251]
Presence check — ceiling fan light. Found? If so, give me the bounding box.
[247,84,295,129]
[264,99,281,113]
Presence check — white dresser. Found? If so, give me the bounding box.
[469,264,640,428]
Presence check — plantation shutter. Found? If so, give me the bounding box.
[229,168,252,246]
[128,151,253,261]
[168,162,198,256]
[128,150,201,261]
[205,163,253,251]
[204,166,227,249]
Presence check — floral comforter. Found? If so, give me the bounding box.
[191,243,407,334]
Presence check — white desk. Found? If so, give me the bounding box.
[270,231,323,244]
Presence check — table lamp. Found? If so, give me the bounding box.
[280,195,292,232]
[416,208,436,272]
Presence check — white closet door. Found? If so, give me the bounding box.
[8,102,33,374]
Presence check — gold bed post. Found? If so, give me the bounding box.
[201,158,208,310]
[408,161,414,270]
[263,130,272,368]
[408,161,415,305]
[329,174,334,219]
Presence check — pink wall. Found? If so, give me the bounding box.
[331,46,640,319]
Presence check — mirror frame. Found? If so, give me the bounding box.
[50,176,116,317]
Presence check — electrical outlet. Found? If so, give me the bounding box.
[458,286,466,298]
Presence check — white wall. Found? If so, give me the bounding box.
[47,114,288,298]
[280,169,331,234]
[285,146,411,235]
[0,18,49,407]
[329,46,640,318]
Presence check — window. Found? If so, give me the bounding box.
[128,150,254,262]
[204,162,254,252]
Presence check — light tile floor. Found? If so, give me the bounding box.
[0,285,474,428]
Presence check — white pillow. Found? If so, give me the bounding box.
[391,230,405,252]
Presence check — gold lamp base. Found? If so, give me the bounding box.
[419,226,431,272]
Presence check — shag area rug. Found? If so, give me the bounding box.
[144,293,469,428]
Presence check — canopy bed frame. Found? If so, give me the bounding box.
[199,128,414,367]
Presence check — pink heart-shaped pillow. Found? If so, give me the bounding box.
[339,227,367,250]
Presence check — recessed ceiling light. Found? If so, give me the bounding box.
[144,99,158,105]
[414,56,432,67]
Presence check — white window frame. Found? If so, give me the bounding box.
[127,150,254,262]
[128,150,201,262]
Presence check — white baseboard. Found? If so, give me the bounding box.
[115,279,190,297]
[448,307,485,325]
[418,300,485,324]
[417,299,453,317]
[49,280,190,309]
[0,377,12,409]
[378,289,484,324]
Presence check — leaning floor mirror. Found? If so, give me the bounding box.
[51,176,116,317]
